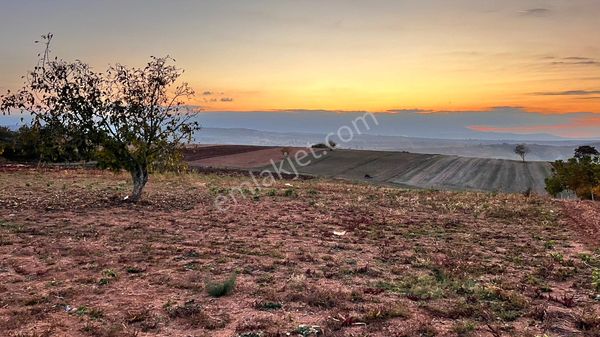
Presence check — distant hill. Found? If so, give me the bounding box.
[194,127,598,161]
[183,145,552,195]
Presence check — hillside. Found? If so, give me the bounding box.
[0,167,599,337]
[273,150,552,195]
[183,146,553,195]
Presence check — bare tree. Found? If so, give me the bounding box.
[1,34,200,201]
[514,144,529,162]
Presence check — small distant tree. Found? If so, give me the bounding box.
[312,140,337,150]
[574,145,599,159]
[545,145,600,200]
[1,34,200,201]
[514,144,529,162]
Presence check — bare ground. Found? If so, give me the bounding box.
[0,167,599,337]
[181,146,551,194]
[186,146,305,170]
[560,201,600,248]
[270,150,552,195]
[183,145,279,162]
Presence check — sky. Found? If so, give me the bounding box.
[1,0,600,139]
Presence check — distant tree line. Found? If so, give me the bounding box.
[0,124,188,173]
[546,145,600,200]
[0,124,96,163]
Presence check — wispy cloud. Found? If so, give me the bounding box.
[532,90,600,96]
[519,8,551,16]
[550,57,600,66]
[220,97,234,102]
[563,57,594,61]
[552,61,600,66]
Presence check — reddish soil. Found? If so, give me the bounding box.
[561,200,600,249]
[0,168,599,337]
[183,145,278,162]
[185,145,304,169]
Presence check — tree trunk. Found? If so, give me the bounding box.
[130,164,148,202]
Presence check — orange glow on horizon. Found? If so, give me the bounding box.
[190,87,600,114]
[186,51,600,114]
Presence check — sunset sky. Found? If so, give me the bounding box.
[1,0,600,138]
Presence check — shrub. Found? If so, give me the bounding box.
[98,269,118,285]
[254,301,282,311]
[206,274,237,297]
[592,269,600,291]
[452,320,477,336]
[283,188,297,197]
[385,274,446,301]
[362,303,411,322]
